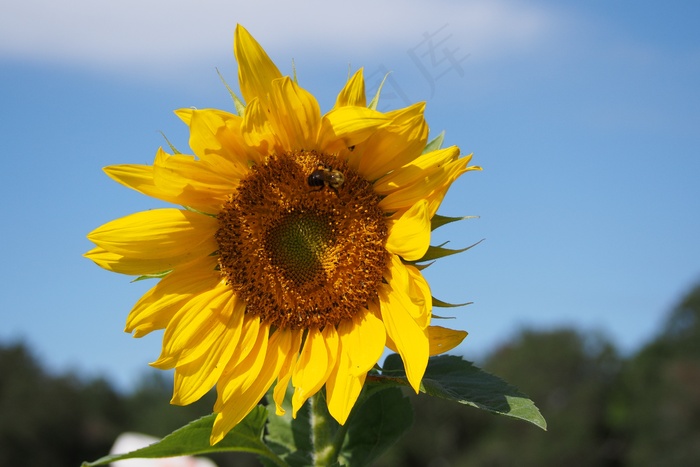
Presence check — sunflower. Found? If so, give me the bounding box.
[85,24,480,445]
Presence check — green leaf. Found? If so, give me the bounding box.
[264,394,314,467]
[431,213,479,231]
[82,407,285,467]
[381,354,547,430]
[422,130,445,153]
[339,387,414,467]
[265,384,413,466]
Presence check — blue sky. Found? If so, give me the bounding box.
[1,1,699,391]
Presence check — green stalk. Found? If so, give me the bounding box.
[310,392,339,466]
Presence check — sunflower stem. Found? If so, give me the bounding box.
[330,417,350,461]
[310,391,339,466]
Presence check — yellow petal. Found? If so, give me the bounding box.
[87,208,218,260]
[152,151,236,213]
[170,294,245,405]
[211,327,295,445]
[385,199,431,261]
[220,314,261,383]
[383,255,428,328]
[422,157,482,217]
[215,317,267,410]
[105,149,237,214]
[273,329,303,415]
[291,326,338,417]
[234,24,282,104]
[334,68,366,108]
[379,256,429,393]
[317,106,390,155]
[125,254,220,337]
[384,331,398,353]
[150,281,234,369]
[84,246,185,276]
[356,103,428,180]
[378,151,480,217]
[175,108,251,178]
[273,369,293,416]
[405,264,432,329]
[241,97,283,157]
[103,159,219,214]
[173,290,245,369]
[322,325,340,377]
[428,326,468,356]
[338,306,386,376]
[103,163,157,197]
[267,77,321,151]
[325,340,366,425]
[372,146,461,194]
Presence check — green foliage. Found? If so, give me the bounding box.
[264,394,314,467]
[4,282,700,465]
[79,353,542,466]
[265,387,414,467]
[377,330,621,467]
[472,330,621,467]
[339,387,413,466]
[125,372,215,437]
[0,343,126,467]
[611,283,700,466]
[0,344,256,467]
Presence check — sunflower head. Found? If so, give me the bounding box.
[215,150,389,330]
[85,24,480,445]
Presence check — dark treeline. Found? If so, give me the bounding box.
[2,283,699,467]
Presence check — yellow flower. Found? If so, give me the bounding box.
[85,25,480,445]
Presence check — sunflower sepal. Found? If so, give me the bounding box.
[432,296,473,308]
[367,73,390,111]
[413,239,484,263]
[431,213,480,231]
[422,130,445,153]
[410,260,435,271]
[216,67,246,116]
[130,270,172,282]
[183,205,218,218]
[159,131,182,154]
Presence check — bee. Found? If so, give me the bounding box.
[307,165,345,194]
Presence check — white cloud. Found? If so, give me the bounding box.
[1,0,563,77]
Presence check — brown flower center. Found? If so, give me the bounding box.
[216,151,389,329]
